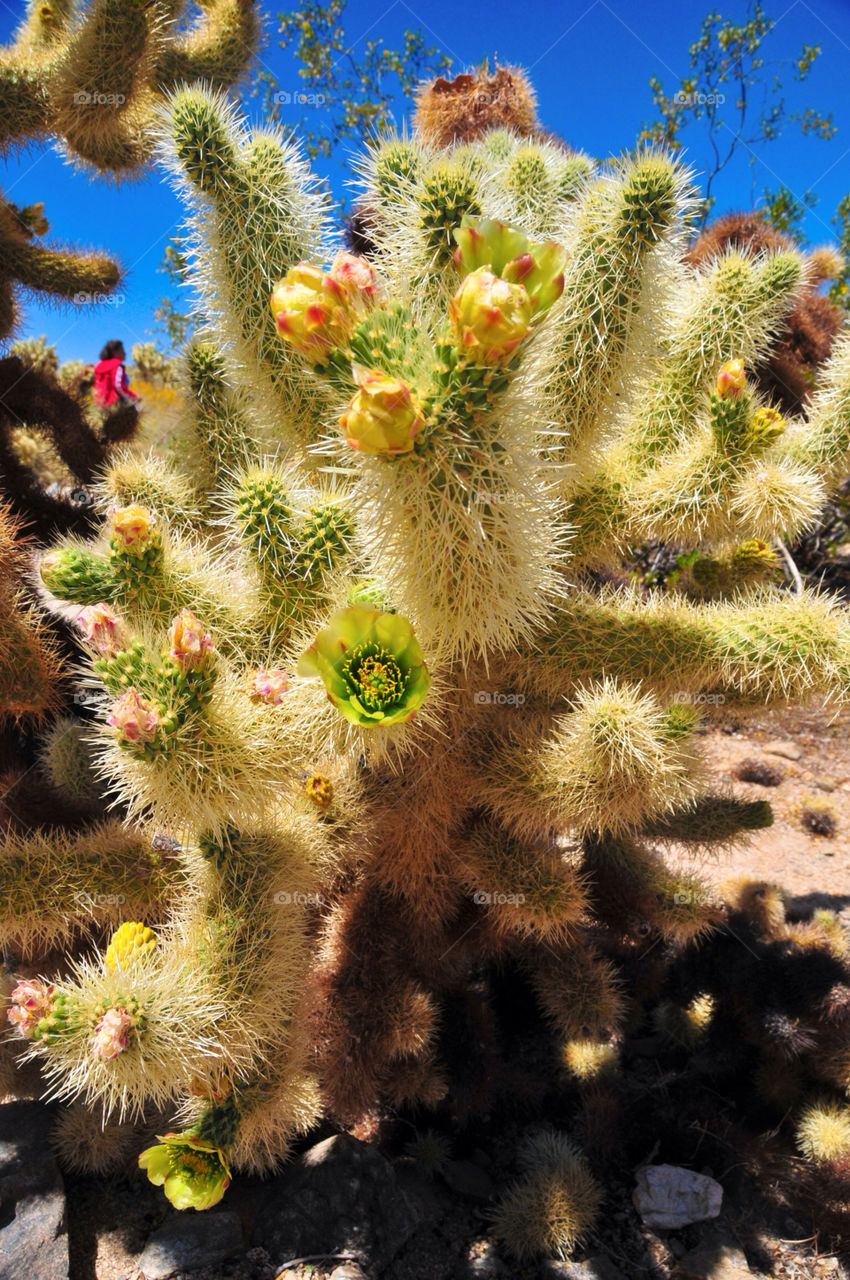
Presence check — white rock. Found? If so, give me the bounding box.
[632,1164,723,1230]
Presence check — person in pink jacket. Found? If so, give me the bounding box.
[92,340,141,408]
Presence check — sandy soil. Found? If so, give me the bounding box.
[684,706,850,903]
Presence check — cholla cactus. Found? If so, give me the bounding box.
[0,499,63,721]
[0,0,258,175]
[19,78,850,1213]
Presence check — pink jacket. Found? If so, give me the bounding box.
[93,357,140,406]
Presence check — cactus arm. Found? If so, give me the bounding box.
[0,504,64,720]
[621,250,806,469]
[1,238,120,302]
[21,824,322,1151]
[0,599,63,721]
[0,822,180,959]
[543,153,688,459]
[154,0,258,89]
[510,587,850,708]
[788,334,850,486]
[0,0,74,154]
[184,341,261,489]
[0,0,259,176]
[0,195,121,342]
[469,678,701,842]
[226,463,353,641]
[642,793,773,845]
[48,0,179,175]
[162,88,334,453]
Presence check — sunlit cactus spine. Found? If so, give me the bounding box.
[18,72,850,1222]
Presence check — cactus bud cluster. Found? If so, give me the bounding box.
[270,252,376,364]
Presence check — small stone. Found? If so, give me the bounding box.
[136,1211,243,1280]
[330,1266,369,1280]
[675,1241,751,1279]
[812,776,837,792]
[763,740,802,761]
[466,1241,509,1277]
[539,1257,622,1279]
[0,1101,68,1280]
[441,1158,495,1201]
[633,1164,723,1230]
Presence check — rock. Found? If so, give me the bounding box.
[252,1133,422,1272]
[466,1240,509,1277]
[675,1241,751,1278]
[763,740,802,761]
[633,1164,723,1230]
[812,775,837,792]
[0,1101,68,1280]
[330,1266,369,1280]
[136,1211,243,1279]
[441,1158,495,1201]
[538,1257,622,1280]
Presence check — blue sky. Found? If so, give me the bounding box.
[1,0,849,362]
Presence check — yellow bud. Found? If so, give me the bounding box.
[716,359,746,400]
[339,367,423,456]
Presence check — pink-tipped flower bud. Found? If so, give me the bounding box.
[107,504,156,552]
[7,979,54,1039]
[77,602,126,655]
[248,667,290,705]
[108,688,160,745]
[270,263,355,364]
[340,367,423,456]
[329,251,376,302]
[90,1006,133,1061]
[167,609,213,670]
[716,359,746,400]
[449,267,533,365]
